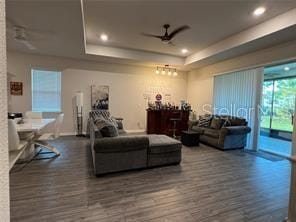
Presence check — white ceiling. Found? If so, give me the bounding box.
[264,61,296,80]
[6,0,84,59]
[5,0,296,70]
[84,0,296,57]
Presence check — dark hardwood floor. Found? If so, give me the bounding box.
[10,136,291,222]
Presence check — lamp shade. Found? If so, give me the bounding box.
[76,92,83,108]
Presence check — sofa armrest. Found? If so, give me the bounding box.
[188,120,199,130]
[191,125,205,134]
[218,126,251,148]
[93,136,149,153]
[220,126,251,136]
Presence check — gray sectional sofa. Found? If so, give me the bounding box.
[189,115,251,150]
[89,119,182,176]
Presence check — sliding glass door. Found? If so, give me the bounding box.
[259,62,296,156]
[262,78,295,132]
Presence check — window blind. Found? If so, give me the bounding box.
[32,69,61,112]
[213,68,263,150]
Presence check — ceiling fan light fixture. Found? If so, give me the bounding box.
[100,33,108,41]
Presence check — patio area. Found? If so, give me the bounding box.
[259,135,292,156]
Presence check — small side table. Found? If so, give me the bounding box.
[181,131,200,147]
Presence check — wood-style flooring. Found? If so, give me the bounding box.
[10,136,291,222]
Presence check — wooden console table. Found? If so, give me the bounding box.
[146,110,189,137]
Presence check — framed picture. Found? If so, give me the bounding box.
[91,85,109,110]
[10,81,23,96]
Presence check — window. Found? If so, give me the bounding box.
[32,69,61,112]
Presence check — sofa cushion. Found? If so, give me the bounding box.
[210,118,224,129]
[148,135,182,154]
[203,128,220,138]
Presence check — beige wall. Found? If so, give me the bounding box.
[187,40,296,115]
[0,0,10,220]
[7,51,188,133]
[187,69,213,116]
[8,39,296,133]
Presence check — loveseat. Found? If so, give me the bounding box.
[189,115,251,150]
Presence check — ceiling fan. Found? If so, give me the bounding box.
[142,24,190,45]
[12,25,37,50]
[6,18,55,51]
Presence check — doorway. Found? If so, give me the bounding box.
[259,62,296,157]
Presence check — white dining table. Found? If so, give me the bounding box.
[14,119,56,162]
[16,118,55,133]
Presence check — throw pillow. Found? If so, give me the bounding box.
[110,117,119,128]
[197,114,212,127]
[210,118,224,129]
[93,115,119,137]
[100,125,119,137]
[222,118,232,127]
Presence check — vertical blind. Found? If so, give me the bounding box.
[32,69,61,112]
[213,68,263,150]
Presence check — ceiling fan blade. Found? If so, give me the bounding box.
[7,17,55,37]
[6,17,21,28]
[141,33,163,39]
[168,25,190,39]
[21,40,37,50]
[168,41,175,47]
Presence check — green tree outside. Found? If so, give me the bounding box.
[261,78,296,132]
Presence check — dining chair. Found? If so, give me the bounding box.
[8,120,28,151]
[33,113,64,157]
[8,120,29,169]
[25,111,42,119]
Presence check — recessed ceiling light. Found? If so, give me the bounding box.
[100,33,108,41]
[181,48,188,54]
[284,67,290,71]
[253,7,266,16]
